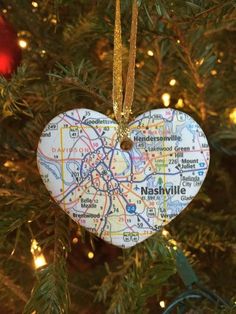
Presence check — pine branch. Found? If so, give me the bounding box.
[0,191,46,240]
[23,210,70,314]
[0,270,27,303]
[50,61,112,108]
[96,236,177,314]
[173,25,207,120]
[61,77,112,107]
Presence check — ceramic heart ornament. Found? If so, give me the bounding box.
[37,108,210,248]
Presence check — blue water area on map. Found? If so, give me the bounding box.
[126,204,137,214]
[166,200,185,215]
[39,158,61,180]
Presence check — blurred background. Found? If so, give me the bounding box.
[0,1,235,313]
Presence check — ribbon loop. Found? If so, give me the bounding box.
[112,0,139,141]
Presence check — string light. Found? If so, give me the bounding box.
[4,161,14,168]
[31,1,38,8]
[162,229,169,237]
[229,108,236,124]
[176,98,184,109]
[31,239,47,269]
[177,39,180,44]
[199,58,204,65]
[161,93,171,107]
[136,61,144,68]
[72,237,78,244]
[147,50,154,56]
[211,69,217,76]
[87,251,94,259]
[40,49,46,57]
[169,239,177,246]
[169,79,176,86]
[50,15,58,25]
[34,255,47,269]
[18,39,28,49]
[2,9,7,14]
[160,300,166,308]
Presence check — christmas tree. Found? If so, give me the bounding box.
[0,1,236,313]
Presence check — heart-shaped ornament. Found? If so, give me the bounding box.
[37,108,210,248]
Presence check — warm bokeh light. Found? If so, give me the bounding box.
[135,61,144,68]
[195,58,204,66]
[31,239,47,269]
[34,254,47,269]
[162,229,169,237]
[160,300,166,308]
[147,50,154,56]
[229,108,236,124]
[169,79,176,86]
[169,239,177,246]
[88,251,94,259]
[176,98,184,109]
[211,69,217,76]
[4,161,13,168]
[72,237,79,244]
[161,93,171,107]
[50,16,58,25]
[31,1,38,8]
[18,39,28,49]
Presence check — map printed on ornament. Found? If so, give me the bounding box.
[37,108,210,248]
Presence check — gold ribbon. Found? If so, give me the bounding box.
[113,0,139,141]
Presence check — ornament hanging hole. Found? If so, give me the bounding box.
[120,137,134,151]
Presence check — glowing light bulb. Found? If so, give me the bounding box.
[31,239,39,253]
[72,237,78,244]
[31,1,38,8]
[50,16,58,25]
[34,254,47,269]
[176,98,184,109]
[169,239,177,246]
[135,61,144,69]
[18,39,28,49]
[177,39,180,44]
[169,79,176,86]
[162,229,169,237]
[160,300,166,308]
[211,69,217,76]
[31,239,47,269]
[88,251,94,259]
[229,108,236,124]
[161,93,171,107]
[199,58,204,65]
[147,50,154,56]
[4,161,13,168]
